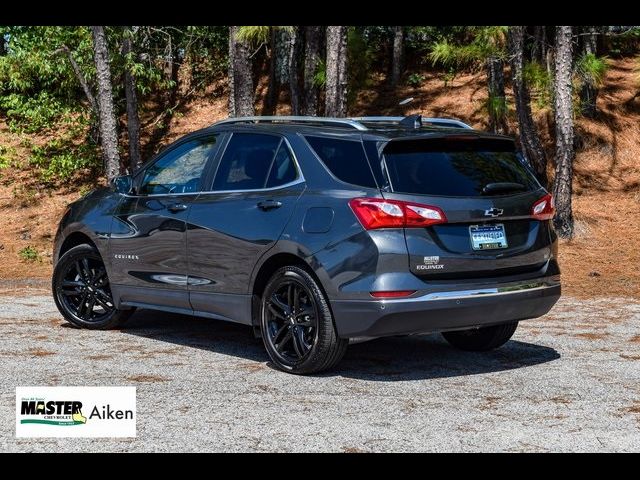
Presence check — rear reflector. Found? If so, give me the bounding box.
[349,197,447,230]
[531,193,555,221]
[370,290,416,298]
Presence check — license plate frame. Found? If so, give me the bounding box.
[469,223,508,251]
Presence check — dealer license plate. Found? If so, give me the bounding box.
[469,224,508,250]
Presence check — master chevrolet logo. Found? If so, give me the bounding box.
[16,387,136,438]
[20,400,87,426]
[416,255,444,270]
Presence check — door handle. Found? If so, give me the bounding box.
[168,203,188,213]
[257,200,283,211]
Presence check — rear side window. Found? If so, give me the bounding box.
[305,136,377,188]
[213,133,280,191]
[213,133,299,191]
[383,138,540,197]
[266,143,298,188]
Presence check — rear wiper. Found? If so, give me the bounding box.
[482,182,526,194]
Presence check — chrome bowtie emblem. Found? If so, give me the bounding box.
[484,208,504,217]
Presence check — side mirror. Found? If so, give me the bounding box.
[112,175,133,195]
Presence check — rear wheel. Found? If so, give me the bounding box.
[52,244,132,329]
[260,266,347,374]
[442,322,518,351]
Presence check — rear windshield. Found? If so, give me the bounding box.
[383,138,540,197]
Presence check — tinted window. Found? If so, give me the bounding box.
[383,139,540,197]
[213,133,280,191]
[139,136,219,195]
[305,136,377,188]
[266,143,298,188]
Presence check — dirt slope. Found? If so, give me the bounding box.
[1,58,639,298]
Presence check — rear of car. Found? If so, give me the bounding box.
[303,130,561,340]
[51,116,561,376]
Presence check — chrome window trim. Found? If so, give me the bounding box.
[124,136,305,198]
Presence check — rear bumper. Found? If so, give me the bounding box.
[331,277,561,338]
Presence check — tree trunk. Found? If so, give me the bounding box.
[288,27,302,115]
[58,44,98,115]
[390,26,404,87]
[122,28,141,173]
[507,26,548,187]
[325,26,348,118]
[228,27,235,116]
[90,26,121,181]
[0,33,6,56]
[264,28,280,114]
[275,29,290,84]
[302,26,322,116]
[552,26,575,238]
[485,56,508,134]
[228,26,254,117]
[545,26,555,75]
[532,26,548,63]
[579,26,599,118]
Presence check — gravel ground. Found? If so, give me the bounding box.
[1,291,639,452]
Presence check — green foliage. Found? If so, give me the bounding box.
[523,61,553,109]
[347,27,376,104]
[406,73,425,87]
[182,26,229,83]
[428,26,507,70]
[0,27,94,132]
[0,145,16,168]
[18,245,40,262]
[576,53,608,88]
[29,135,100,182]
[0,92,75,133]
[237,26,270,45]
[313,59,326,88]
[236,26,293,45]
[485,91,508,122]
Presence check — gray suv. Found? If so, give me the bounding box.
[52,115,561,374]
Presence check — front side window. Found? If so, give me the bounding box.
[139,136,219,195]
[213,133,298,191]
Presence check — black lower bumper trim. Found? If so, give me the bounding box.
[332,281,561,338]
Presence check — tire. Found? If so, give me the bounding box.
[442,322,518,351]
[52,244,133,330]
[260,266,348,374]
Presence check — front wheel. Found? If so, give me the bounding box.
[260,266,347,374]
[52,244,132,330]
[442,322,518,351]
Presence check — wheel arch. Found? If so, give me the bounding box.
[57,231,98,260]
[250,251,331,327]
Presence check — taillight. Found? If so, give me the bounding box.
[531,193,555,221]
[349,198,447,230]
[370,290,416,298]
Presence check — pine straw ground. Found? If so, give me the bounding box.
[1,58,639,298]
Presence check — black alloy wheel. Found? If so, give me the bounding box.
[52,244,132,329]
[260,266,348,374]
[264,279,318,363]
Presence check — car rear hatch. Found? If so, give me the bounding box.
[377,134,554,281]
